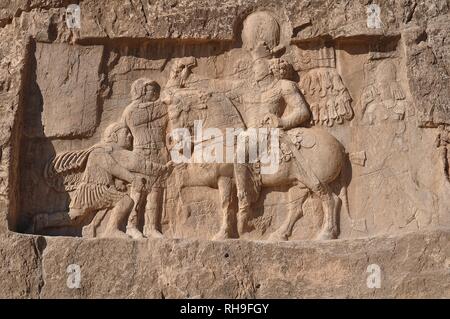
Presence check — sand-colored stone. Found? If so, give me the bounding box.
[0,0,449,298]
[0,230,448,298]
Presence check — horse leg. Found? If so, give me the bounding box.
[237,192,253,237]
[316,185,340,240]
[126,186,145,239]
[212,176,234,240]
[268,185,308,241]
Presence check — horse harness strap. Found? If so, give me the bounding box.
[279,133,323,193]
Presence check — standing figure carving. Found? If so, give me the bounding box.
[120,78,171,239]
[361,60,407,125]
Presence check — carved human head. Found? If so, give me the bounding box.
[252,58,271,82]
[252,58,291,82]
[130,78,160,102]
[268,58,291,80]
[103,122,132,149]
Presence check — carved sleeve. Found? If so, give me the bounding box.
[280,81,311,130]
[103,151,135,183]
[144,160,166,176]
[109,149,162,177]
[112,150,147,174]
[207,78,245,101]
[360,85,377,114]
[120,103,133,128]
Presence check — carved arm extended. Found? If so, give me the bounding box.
[279,80,311,130]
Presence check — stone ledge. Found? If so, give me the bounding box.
[0,229,448,298]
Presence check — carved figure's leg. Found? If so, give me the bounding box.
[143,187,164,239]
[234,164,256,237]
[268,185,308,241]
[126,186,145,239]
[212,176,234,240]
[28,211,75,233]
[237,193,253,237]
[102,195,134,239]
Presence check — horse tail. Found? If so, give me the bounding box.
[338,154,367,233]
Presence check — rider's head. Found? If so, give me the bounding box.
[103,122,132,149]
[252,58,271,82]
[253,58,291,82]
[130,78,160,102]
[268,58,291,80]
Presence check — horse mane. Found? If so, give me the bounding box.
[166,87,246,132]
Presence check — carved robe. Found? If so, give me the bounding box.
[70,144,134,211]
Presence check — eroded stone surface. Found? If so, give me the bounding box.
[0,230,448,298]
[0,232,43,298]
[0,0,449,298]
[30,43,103,138]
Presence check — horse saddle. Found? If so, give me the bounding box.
[287,128,316,149]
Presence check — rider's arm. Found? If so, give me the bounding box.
[203,78,245,101]
[280,81,310,129]
[120,103,133,129]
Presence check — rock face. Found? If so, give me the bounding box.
[31,43,103,138]
[0,230,449,298]
[0,1,449,298]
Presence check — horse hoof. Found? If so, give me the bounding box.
[126,227,145,240]
[315,230,337,241]
[102,230,130,239]
[237,217,254,236]
[144,229,164,239]
[212,230,230,241]
[268,231,288,242]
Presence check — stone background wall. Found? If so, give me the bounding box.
[0,0,449,298]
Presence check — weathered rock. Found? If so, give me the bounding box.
[31,42,103,138]
[0,232,43,298]
[0,230,448,298]
[0,0,448,298]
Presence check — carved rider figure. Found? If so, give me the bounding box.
[121,78,170,239]
[234,48,327,233]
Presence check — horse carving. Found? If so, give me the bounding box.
[163,56,363,241]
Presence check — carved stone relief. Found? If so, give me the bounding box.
[360,56,408,125]
[0,0,449,299]
[2,7,446,244]
[291,42,354,127]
